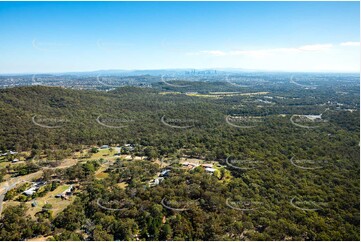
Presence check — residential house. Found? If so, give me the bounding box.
[202,164,213,169]
[160,169,171,177]
[23,187,37,196]
[205,168,216,174]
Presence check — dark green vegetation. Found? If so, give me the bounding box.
[0,75,359,240]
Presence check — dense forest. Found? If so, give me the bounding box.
[0,77,359,240]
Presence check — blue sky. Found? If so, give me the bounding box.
[0,1,359,73]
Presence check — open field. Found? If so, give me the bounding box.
[26,236,51,241]
[0,161,10,168]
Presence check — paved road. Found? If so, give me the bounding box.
[0,193,5,215]
[0,178,26,215]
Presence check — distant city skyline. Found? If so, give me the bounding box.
[0,1,359,74]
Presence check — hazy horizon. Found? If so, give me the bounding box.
[0,67,360,76]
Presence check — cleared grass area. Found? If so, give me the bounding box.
[116,182,128,189]
[159,91,182,95]
[0,156,6,163]
[26,235,51,241]
[179,158,204,165]
[0,161,10,168]
[186,91,269,98]
[3,184,75,218]
[94,158,115,180]
[79,148,125,164]
[186,93,220,99]
[90,148,116,159]
[95,172,109,179]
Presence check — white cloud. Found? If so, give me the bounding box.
[298,44,333,51]
[189,44,333,57]
[340,41,360,47]
[183,42,359,72]
[199,50,226,56]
